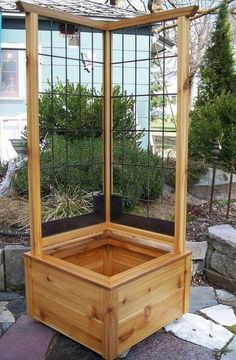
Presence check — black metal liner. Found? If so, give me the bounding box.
[111,195,174,236]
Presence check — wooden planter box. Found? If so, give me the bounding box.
[19,1,198,359]
[25,229,191,359]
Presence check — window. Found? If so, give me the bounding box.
[0,45,26,99]
[0,50,19,97]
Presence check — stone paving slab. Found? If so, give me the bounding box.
[190,286,218,313]
[0,301,15,333]
[0,315,55,360]
[200,304,236,327]
[165,313,233,350]
[221,336,236,360]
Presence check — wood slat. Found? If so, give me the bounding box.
[112,247,153,267]
[112,262,131,275]
[48,238,107,258]
[174,16,190,254]
[33,290,102,353]
[16,1,109,30]
[24,256,34,316]
[108,223,175,245]
[108,6,198,31]
[26,12,42,256]
[42,224,106,248]
[102,289,118,360]
[118,288,184,353]
[117,258,185,320]
[104,30,112,223]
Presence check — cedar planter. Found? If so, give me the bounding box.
[18,1,198,359]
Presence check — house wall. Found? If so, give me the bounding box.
[0,16,150,161]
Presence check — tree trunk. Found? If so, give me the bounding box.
[0,159,25,197]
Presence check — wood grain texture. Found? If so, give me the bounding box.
[102,289,118,360]
[17,1,108,30]
[26,13,42,256]
[174,16,190,254]
[24,256,34,316]
[117,258,185,320]
[104,30,112,223]
[118,288,184,353]
[108,6,198,31]
[33,290,102,353]
[183,252,192,313]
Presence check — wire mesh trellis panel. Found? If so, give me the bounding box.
[38,20,105,236]
[111,21,177,235]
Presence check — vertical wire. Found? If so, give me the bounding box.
[50,20,55,205]
[134,27,137,132]
[64,22,69,217]
[121,29,124,205]
[91,28,95,200]
[147,24,151,218]
[161,21,166,204]
[78,26,82,194]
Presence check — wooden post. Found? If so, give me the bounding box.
[102,289,118,359]
[104,30,112,223]
[26,13,42,255]
[174,16,190,254]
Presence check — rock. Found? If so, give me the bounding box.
[200,304,236,327]
[192,260,205,276]
[0,301,15,333]
[205,245,214,269]
[205,269,236,294]
[189,168,236,200]
[208,225,236,260]
[187,194,207,206]
[211,251,236,280]
[221,336,236,360]
[190,286,218,314]
[216,289,236,302]
[118,348,131,358]
[0,249,4,291]
[5,245,30,290]
[186,241,208,260]
[165,313,233,350]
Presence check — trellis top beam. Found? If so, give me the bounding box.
[107,6,198,31]
[16,1,110,30]
[16,1,198,31]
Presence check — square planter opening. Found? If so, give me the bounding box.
[19,1,198,359]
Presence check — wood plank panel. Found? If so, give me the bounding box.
[108,223,175,245]
[117,259,185,320]
[33,290,102,354]
[26,12,42,256]
[112,262,131,275]
[118,289,184,353]
[174,16,190,254]
[17,1,108,30]
[49,238,107,258]
[31,260,104,320]
[112,247,154,267]
[108,238,168,258]
[42,224,106,248]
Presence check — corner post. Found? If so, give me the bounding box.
[26,12,42,255]
[104,30,112,223]
[175,16,190,254]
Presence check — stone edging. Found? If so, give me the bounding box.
[0,245,29,291]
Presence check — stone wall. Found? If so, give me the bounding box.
[0,245,29,291]
[205,224,236,293]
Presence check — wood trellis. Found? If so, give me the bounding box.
[17,1,198,359]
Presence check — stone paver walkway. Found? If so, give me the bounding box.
[1,287,236,359]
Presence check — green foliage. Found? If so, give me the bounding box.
[189,1,236,166]
[15,137,162,207]
[197,0,236,104]
[189,93,236,165]
[39,81,141,142]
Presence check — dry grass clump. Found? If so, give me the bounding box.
[0,197,29,230]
